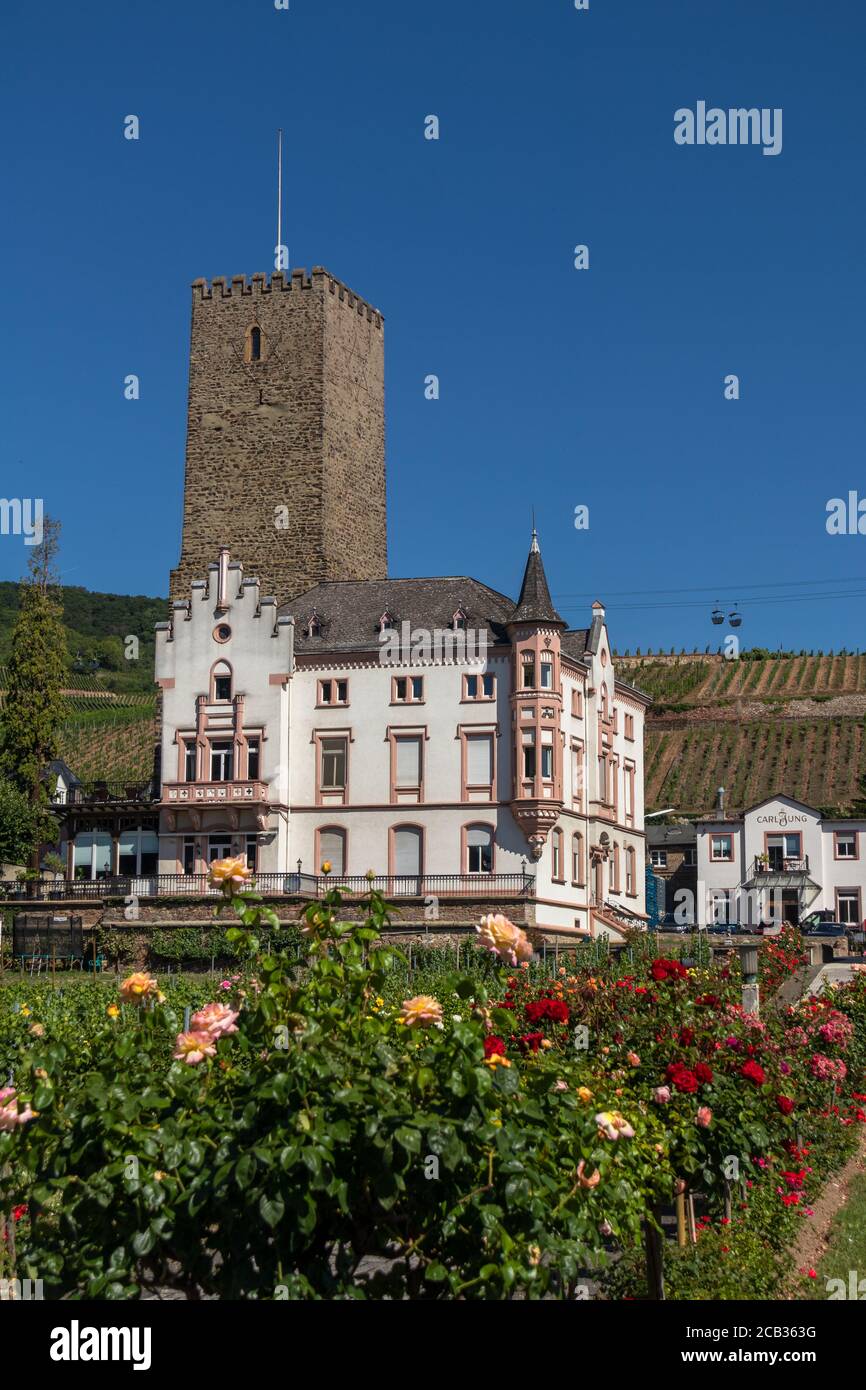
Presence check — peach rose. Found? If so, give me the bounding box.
[475,913,533,966]
[172,1030,217,1065]
[119,972,160,1005]
[208,856,253,895]
[398,995,444,1028]
[191,1003,240,1040]
[577,1159,601,1190]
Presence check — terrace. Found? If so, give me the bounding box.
[0,870,535,903]
[51,779,157,807]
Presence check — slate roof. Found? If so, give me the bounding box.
[646,823,697,847]
[282,574,591,658]
[284,576,514,654]
[509,534,566,626]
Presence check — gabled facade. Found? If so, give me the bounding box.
[154,537,650,934]
[696,793,866,927]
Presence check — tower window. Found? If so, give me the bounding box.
[248,325,262,362]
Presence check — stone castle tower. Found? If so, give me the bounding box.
[170,267,387,605]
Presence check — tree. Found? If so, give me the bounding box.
[0,518,66,868]
[0,777,42,865]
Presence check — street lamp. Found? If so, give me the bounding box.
[737,943,760,1017]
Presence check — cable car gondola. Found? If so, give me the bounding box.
[729,608,743,628]
[711,607,724,625]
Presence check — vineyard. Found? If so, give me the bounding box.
[619,653,866,708]
[55,707,158,781]
[645,718,866,814]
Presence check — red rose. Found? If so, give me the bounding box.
[545,999,570,1025]
[694,1063,714,1085]
[518,1031,544,1054]
[776,1094,795,1115]
[741,1060,766,1086]
[483,1036,506,1058]
[667,1063,699,1094]
[679,1027,695,1046]
[524,1001,547,1025]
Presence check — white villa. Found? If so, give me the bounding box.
[696,793,866,928]
[154,538,650,935]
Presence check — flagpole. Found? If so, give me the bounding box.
[276,128,283,269]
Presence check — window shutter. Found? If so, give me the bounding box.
[396,737,421,786]
[319,829,345,875]
[467,735,492,784]
[394,827,422,875]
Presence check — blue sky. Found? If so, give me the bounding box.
[2,0,865,653]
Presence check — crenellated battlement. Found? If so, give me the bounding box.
[190,267,384,328]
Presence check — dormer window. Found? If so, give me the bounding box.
[452,609,467,631]
[379,612,396,634]
[305,613,322,638]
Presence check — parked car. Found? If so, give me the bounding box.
[800,921,847,938]
[657,912,691,933]
[703,922,746,936]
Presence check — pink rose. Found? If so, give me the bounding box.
[191,1003,240,1040]
[653,1086,672,1104]
[695,1106,713,1128]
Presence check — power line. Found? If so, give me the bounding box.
[556,588,866,615]
[553,576,866,601]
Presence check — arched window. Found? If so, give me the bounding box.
[391,824,423,893]
[317,826,346,876]
[465,823,493,874]
[211,661,232,702]
[246,325,263,362]
[625,846,636,895]
[572,831,584,886]
[551,827,564,880]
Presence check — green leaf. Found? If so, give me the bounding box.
[259,1194,285,1228]
[235,1153,257,1188]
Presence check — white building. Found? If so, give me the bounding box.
[154,537,650,935]
[696,793,866,928]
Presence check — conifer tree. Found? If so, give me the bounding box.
[0,517,66,867]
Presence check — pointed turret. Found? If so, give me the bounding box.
[507,530,565,858]
[509,530,566,627]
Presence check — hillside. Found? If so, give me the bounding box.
[0,580,164,783]
[0,580,165,693]
[617,653,866,816]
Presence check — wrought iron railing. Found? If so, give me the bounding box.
[51,781,156,806]
[752,855,809,876]
[0,871,534,902]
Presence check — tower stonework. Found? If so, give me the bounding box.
[170,267,387,605]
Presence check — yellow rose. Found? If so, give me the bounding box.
[398,995,444,1028]
[208,856,253,895]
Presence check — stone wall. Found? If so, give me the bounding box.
[170,268,387,606]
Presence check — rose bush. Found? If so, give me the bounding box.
[0,883,671,1300]
[2,884,866,1301]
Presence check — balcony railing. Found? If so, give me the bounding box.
[0,871,534,902]
[51,780,156,806]
[161,781,269,806]
[752,855,810,876]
